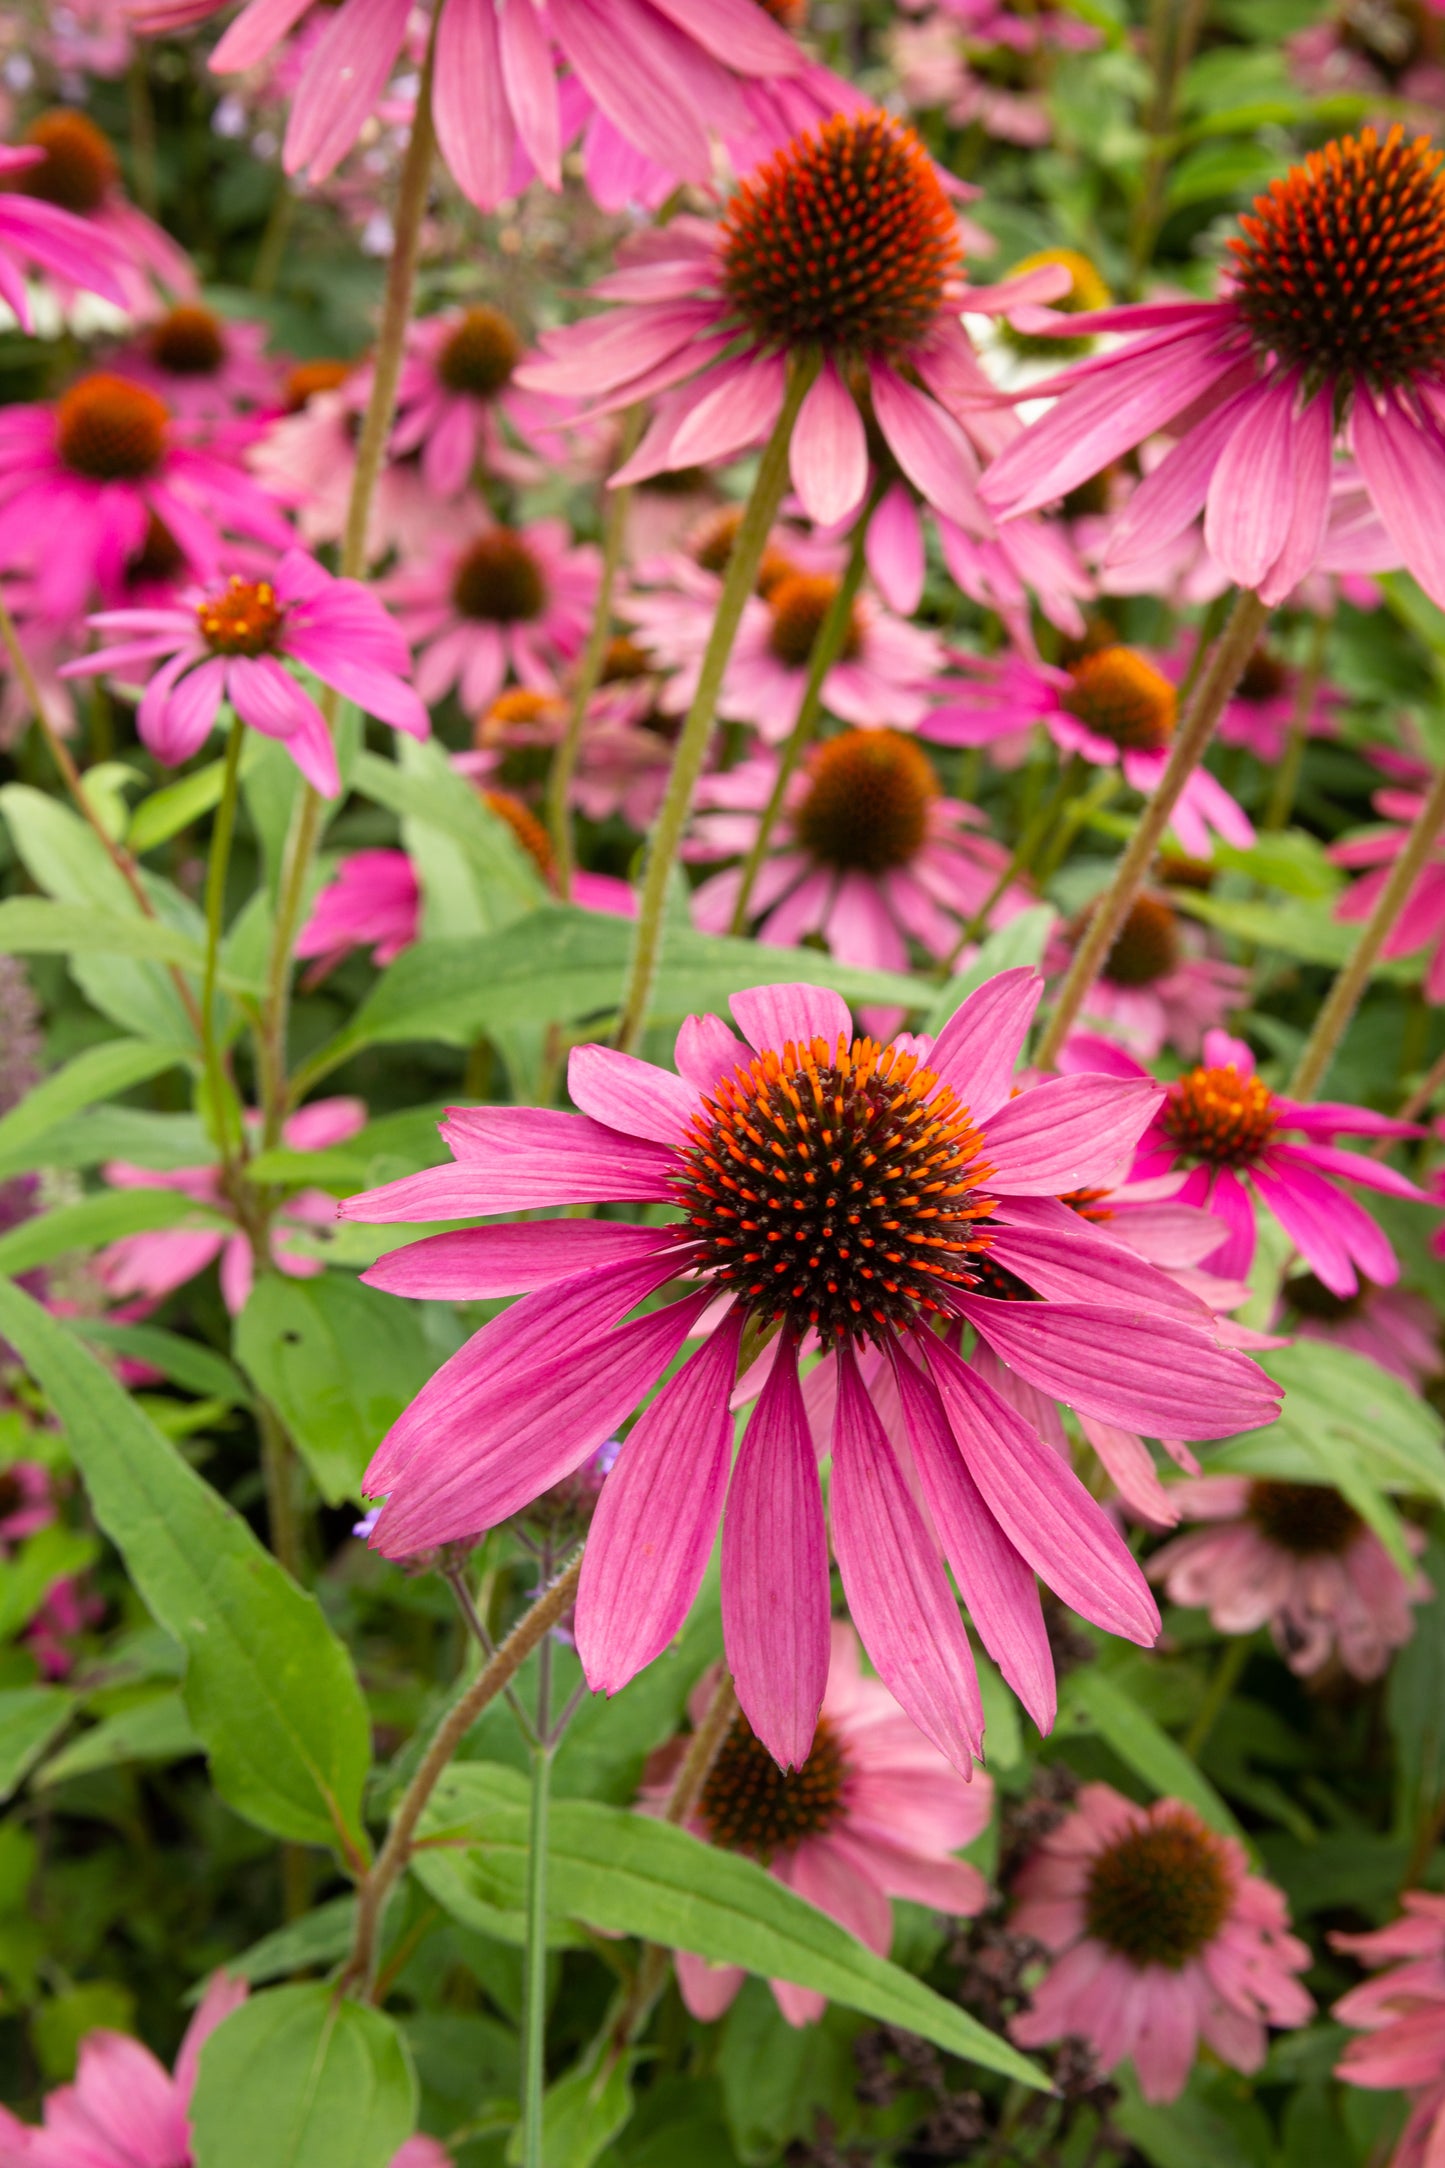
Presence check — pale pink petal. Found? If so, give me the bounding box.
[929,967,1043,1121]
[790,363,868,527]
[730,983,851,1055]
[567,1043,698,1143]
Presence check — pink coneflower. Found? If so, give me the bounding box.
[983,128,1445,609]
[0,1970,448,2168]
[390,306,575,495]
[135,0,801,213]
[467,676,675,834]
[924,645,1255,860]
[110,302,279,423]
[686,730,1027,990]
[1334,1892,1445,2168]
[1331,775,1445,1000]
[383,516,599,716]
[1061,1028,1426,1297]
[62,550,427,798]
[1197,641,1339,763]
[1149,1474,1428,1679]
[1009,1784,1313,2101]
[1279,1268,1441,1389]
[644,1623,993,2025]
[0,373,293,623]
[98,1097,367,1317]
[892,2,1097,148]
[1051,892,1247,1062]
[24,1572,106,1681]
[342,971,1279,1771]
[248,371,437,565]
[8,108,195,316]
[0,143,129,329]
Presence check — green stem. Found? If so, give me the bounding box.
[522,1742,554,2168]
[200,718,246,1158]
[127,49,160,218]
[941,754,1079,975]
[1262,613,1330,834]
[727,481,882,936]
[1288,752,1445,1101]
[1036,769,1120,886]
[614,351,821,1054]
[251,181,296,298]
[1183,1636,1250,1759]
[257,1396,303,1581]
[547,407,644,899]
[1035,588,1270,1069]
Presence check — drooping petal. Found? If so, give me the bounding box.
[790,363,868,528]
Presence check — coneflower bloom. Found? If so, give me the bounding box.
[891,2,1096,149]
[983,128,1445,609]
[1204,641,1339,763]
[1010,1785,1312,2102]
[1278,1268,1441,1390]
[62,551,428,798]
[1334,1892,1445,2168]
[519,111,1032,540]
[1148,1475,1428,1680]
[1050,893,1247,1061]
[924,646,1255,861]
[249,374,437,565]
[1061,1029,1426,1298]
[0,373,293,622]
[0,143,129,330]
[389,307,575,496]
[7,108,195,316]
[643,1624,994,2025]
[383,516,600,716]
[136,0,802,213]
[110,302,279,422]
[686,730,1027,990]
[1331,772,1445,1000]
[343,972,1278,1771]
[98,1098,367,1318]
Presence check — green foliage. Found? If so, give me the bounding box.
[190,1985,416,2168]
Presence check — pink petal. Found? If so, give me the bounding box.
[869,364,987,534]
[361,1221,677,1300]
[929,967,1043,1121]
[1353,391,1445,611]
[980,1074,1162,1193]
[567,1043,698,1144]
[341,1108,674,1220]
[731,983,851,1055]
[866,483,926,615]
[790,363,868,527]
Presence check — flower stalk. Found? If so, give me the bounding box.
[200,716,246,1161]
[1035,587,1270,1068]
[1262,612,1331,833]
[614,350,821,1054]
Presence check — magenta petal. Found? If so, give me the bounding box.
[341,1107,674,1220]
[920,1334,1160,1646]
[567,1043,698,1144]
[929,967,1043,1121]
[869,364,986,534]
[1271,1138,1427,1201]
[730,982,851,1055]
[361,1220,677,1300]
[984,1222,1211,1326]
[830,1343,983,1774]
[1250,1159,1361,1299]
[576,1306,744,1694]
[1201,377,1299,592]
[721,1334,830,1769]
[790,362,868,528]
[980,1074,1162,1194]
[674,1011,749,1093]
[1353,390,1445,612]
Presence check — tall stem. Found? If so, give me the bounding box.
[522,1742,554,2168]
[614,352,821,1055]
[727,486,879,936]
[200,717,246,1158]
[1262,613,1330,833]
[548,410,643,900]
[1288,755,1445,1101]
[342,1553,583,1998]
[1035,588,1269,1069]
[258,1398,303,1581]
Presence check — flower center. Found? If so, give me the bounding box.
[283,359,351,411]
[19,109,117,212]
[437,306,523,398]
[1157,849,1215,892]
[699,1709,847,1847]
[1001,248,1109,357]
[1100,894,1180,988]
[766,572,862,669]
[451,531,547,623]
[599,635,651,683]
[197,577,284,657]
[1061,647,1177,755]
[479,687,563,737]
[1231,127,1445,390]
[482,788,554,880]
[128,512,186,586]
[149,304,228,377]
[56,375,168,481]
[720,111,961,357]
[690,509,795,597]
[1061,1187,1115,1222]
[1161,1062,1278,1167]
[674,1033,994,1345]
[1247,1477,1362,1555]
[1284,1268,1365,1322]
[793,729,936,874]
[1237,646,1288,702]
[1084,1811,1233,1969]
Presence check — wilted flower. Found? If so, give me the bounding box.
[1334,1892,1445,2168]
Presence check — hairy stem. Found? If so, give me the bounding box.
[614,351,821,1055]
[1288,754,1445,1101]
[727,483,880,936]
[1035,588,1269,1069]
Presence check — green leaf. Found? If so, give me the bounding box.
[1388,1536,1445,1838]
[0,1188,229,1281]
[191,1897,358,1993]
[191,1985,416,2168]
[357,740,548,927]
[923,905,1056,1034]
[234,1272,442,1505]
[1113,2064,1275,2168]
[0,1042,182,1179]
[72,1321,252,1408]
[505,2049,637,2168]
[1171,890,1372,968]
[0,1525,99,1640]
[0,1688,75,1801]
[418,1765,1046,2086]
[0,1281,373,1859]
[35,1691,198,1787]
[0,896,203,970]
[1057,1667,1244,1837]
[128,744,266,855]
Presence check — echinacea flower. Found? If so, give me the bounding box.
[390,306,575,495]
[923,645,1254,861]
[1334,1892,1445,2168]
[982,127,1445,609]
[644,1623,993,2025]
[1330,773,1445,1001]
[97,1097,367,1317]
[686,730,1027,994]
[1051,892,1247,1062]
[1279,1269,1441,1390]
[0,143,129,330]
[1009,1784,1313,2101]
[63,550,427,797]
[110,302,279,422]
[1205,641,1339,763]
[8,107,196,316]
[383,516,600,716]
[135,0,802,213]
[0,1970,449,2168]
[248,372,437,565]
[891,2,1097,149]
[1060,1027,1426,1297]
[1147,1475,1428,1680]
[0,372,293,622]
[342,972,1278,1772]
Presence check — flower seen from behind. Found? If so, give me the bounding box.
[1334,1891,1445,2168]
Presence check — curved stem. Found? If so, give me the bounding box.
[548,409,644,900]
[1035,588,1269,1070]
[200,717,246,1159]
[614,351,821,1055]
[1288,752,1445,1101]
[727,483,881,936]
[343,1553,583,1999]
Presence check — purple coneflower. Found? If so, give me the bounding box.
[389,306,575,496]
